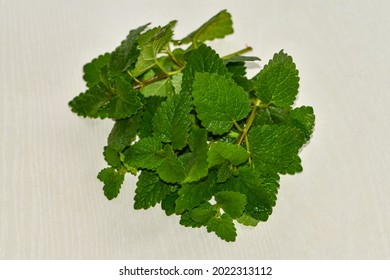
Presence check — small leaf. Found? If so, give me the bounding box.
[207,142,248,168]
[279,155,303,175]
[109,24,148,76]
[103,146,122,168]
[190,202,216,225]
[123,137,165,170]
[181,127,209,183]
[214,191,247,218]
[207,213,236,242]
[178,10,233,45]
[132,21,177,77]
[139,96,165,138]
[287,106,315,142]
[152,93,191,150]
[106,77,143,119]
[68,78,142,120]
[107,111,142,152]
[140,78,174,97]
[156,145,186,183]
[252,106,291,126]
[161,191,179,216]
[175,172,216,213]
[180,212,203,228]
[97,167,124,200]
[237,167,278,221]
[83,53,111,87]
[134,170,173,209]
[68,83,109,119]
[236,213,260,227]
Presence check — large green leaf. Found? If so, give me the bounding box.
[192,72,251,134]
[178,10,233,45]
[248,125,305,175]
[253,50,299,107]
[152,93,191,150]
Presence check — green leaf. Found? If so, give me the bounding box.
[248,125,306,175]
[226,62,254,92]
[156,145,186,183]
[123,137,165,170]
[190,202,216,225]
[161,191,179,216]
[253,50,299,107]
[107,111,142,152]
[252,106,291,126]
[134,170,173,209]
[97,167,124,200]
[287,106,315,142]
[139,96,165,138]
[180,202,216,228]
[214,191,246,218]
[83,53,111,87]
[181,45,227,94]
[106,77,143,119]
[171,73,183,94]
[226,61,246,77]
[216,162,232,183]
[279,155,303,175]
[181,127,209,183]
[237,167,278,221]
[207,213,236,242]
[69,78,142,120]
[132,21,177,77]
[140,78,174,97]
[109,24,148,76]
[236,213,260,227]
[152,93,191,150]
[207,142,248,168]
[192,72,251,134]
[103,146,122,168]
[175,172,216,213]
[180,211,203,228]
[178,10,233,45]
[68,83,110,118]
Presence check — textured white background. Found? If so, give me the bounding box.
[1,0,390,259]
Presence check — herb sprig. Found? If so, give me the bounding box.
[69,10,315,242]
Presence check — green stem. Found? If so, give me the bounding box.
[166,46,183,68]
[236,99,259,146]
[245,134,252,165]
[233,120,243,132]
[127,70,143,87]
[155,59,169,76]
[133,73,167,90]
[222,46,253,60]
[215,204,221,218]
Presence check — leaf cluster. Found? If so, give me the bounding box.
[69,10,315,242]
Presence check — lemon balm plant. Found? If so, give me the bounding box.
[69,10,315,241]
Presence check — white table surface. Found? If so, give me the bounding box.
[1,0,390,259]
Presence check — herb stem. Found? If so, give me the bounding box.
[166,46,183,68]
[133,73,167,90]
[222,46,253,60]
[127,70,143,87]
[237,99,259,146]
[233,120,243,132]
